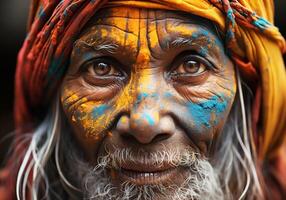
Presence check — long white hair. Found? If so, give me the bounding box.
[15,70,264,200]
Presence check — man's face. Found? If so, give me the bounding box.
[60,7,236,199]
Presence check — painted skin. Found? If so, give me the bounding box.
[60,7,236,192]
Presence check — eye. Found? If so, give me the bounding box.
[173,56,208,76]
[81,57,127,87]
[168,54,213,85]
[91,62,112,76]
[85,58,123,77]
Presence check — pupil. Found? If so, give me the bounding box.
[185,60,199,73]
[94,62,110,75]
[98,63,107,71]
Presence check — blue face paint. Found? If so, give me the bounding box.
[191,28,223,57]
[199,47,208,56]
[137,92,148,102]
[92,104,109,119]
[141,112,155,126]
[135,92,159,107]
[164,92,173,98]
[134,92,148,109]
[200,29,211,37]
[186,94,228,129]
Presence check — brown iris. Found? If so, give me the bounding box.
[175,57,207,76]
[183,60,202,74]
[93,62,111,76]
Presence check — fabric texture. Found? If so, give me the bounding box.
[1,0,285,199]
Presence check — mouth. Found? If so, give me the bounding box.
[113,162,181,185]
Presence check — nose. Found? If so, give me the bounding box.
[116,107,176,144]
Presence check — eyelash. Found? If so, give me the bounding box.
[170,51,214,71]
[81,57,125,74]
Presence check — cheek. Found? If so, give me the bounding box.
[179,70,237,134]
[61,85,133,140]
[61,89,113,139]
[66,102,114,139]
[185,93,233,133]
[74,103,111,138]
[190,70,236,133]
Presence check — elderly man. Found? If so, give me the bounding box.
[0,0,285,199]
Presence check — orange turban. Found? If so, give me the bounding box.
[1,0,285,199]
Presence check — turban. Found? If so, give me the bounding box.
[2,0,286,199]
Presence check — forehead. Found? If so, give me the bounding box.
[77,7,222,54]
[85,6,216,29]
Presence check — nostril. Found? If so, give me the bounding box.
[120,132,171,144]
[120,133,139,144]
[151,133,171,143]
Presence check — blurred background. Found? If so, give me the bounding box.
[0,1,285,164]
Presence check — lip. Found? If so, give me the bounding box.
[113,162,180,185]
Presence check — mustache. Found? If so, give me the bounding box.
[94,147,199,170]
[83,147,223,200]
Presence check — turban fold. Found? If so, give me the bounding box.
[3,0,286,199]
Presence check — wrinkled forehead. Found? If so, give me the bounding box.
[77,7,223,51]
[87,6,216,27]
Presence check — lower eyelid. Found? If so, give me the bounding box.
[176,70,208,77]
[171,72,210,86]
[83,75,124,87]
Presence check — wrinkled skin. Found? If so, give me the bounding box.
[60,7,236,197]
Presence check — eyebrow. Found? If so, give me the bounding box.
[170,37,194,48]
[76,40,119,54]
[164,35,217,55]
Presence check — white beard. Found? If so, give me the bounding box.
[76,148,224,200]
